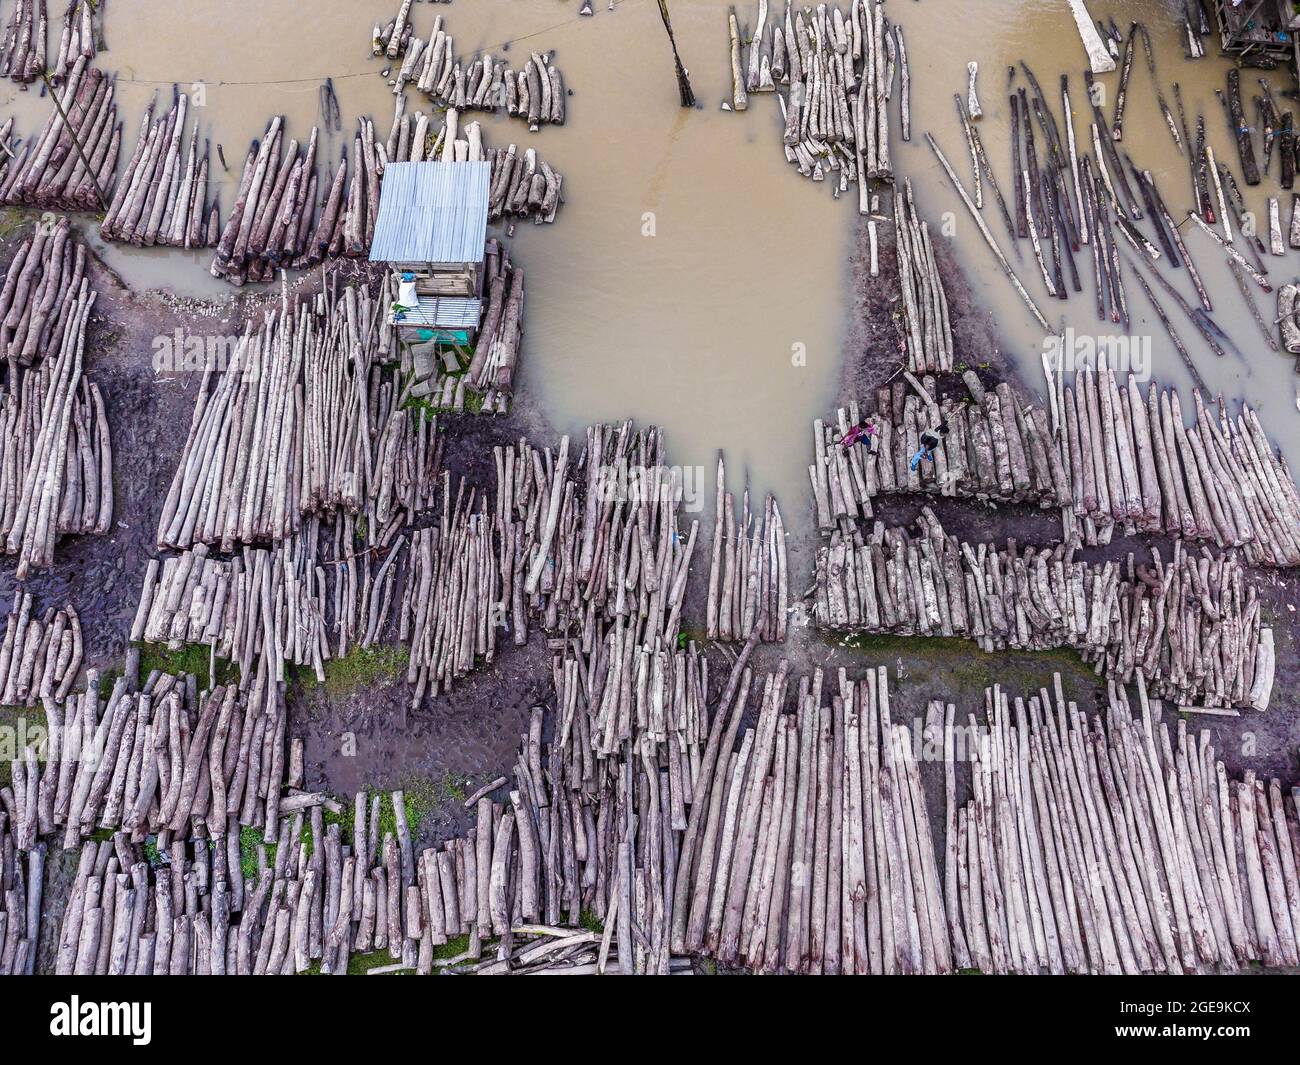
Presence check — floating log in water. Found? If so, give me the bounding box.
[0,0,46,83]
[1225,69,1260,187]
[814,505,1272,710]
[0,56,120,211]
[1065,0,1116,74]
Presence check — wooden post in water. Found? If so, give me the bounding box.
[656,0,695,108]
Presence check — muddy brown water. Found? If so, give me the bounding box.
[1,0,1298,509]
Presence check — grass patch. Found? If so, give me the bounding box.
[0,702,48,788]
[133,641,238,690]
[825,631,1096,702]
[295,644,410,698]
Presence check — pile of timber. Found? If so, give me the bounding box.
[386,104,562,224]
[1049,367,1300,564]
[135,516,409,687]
[674,662,957,971]
[101,90,219,249]
[813,369,1300,564]
[894,179,954,374]
[704,454,788,643]
[157,281,404,550]
[211,117,359,286]
[0,276,112,577]
[0,809,41,974]
[0,218,87,364]
[0,116,15,188]
[404,238,525,414]
[814,506,1273,710]
[211,107,561,286]
[812,373,1069,522]
[0,56,118,210]
[8,663,302,863]
[944,677,1300,972]
[49,0,96,83]
[729,0,893,204]
[25,656,1300,974]
[377,9,567,131]
[0,0,45,83]
[0,589,81,705]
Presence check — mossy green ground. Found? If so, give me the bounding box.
[237,785,432,881]
[293,644,410,698]
[827,631,1101,708]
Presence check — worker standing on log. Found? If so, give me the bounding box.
[839,416,880,454]
[909,419,949,471]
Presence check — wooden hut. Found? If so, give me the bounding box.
[370,160,490,344]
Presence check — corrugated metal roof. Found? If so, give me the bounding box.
[390,296,483,329]
[369,161,490,263]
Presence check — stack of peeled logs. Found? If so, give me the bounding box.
[726,0,894,209]
[0,55,119,210]
[101,89,220,250]
[37,656,1300,975]
[0,588,83,707]
[704,454,788,644]
[813,367,1300,565]
[376,6,566,132]
[4,664,306,869]
[814,506,1274,710]
[0,809,42,974]
[210,109,561,287]
[0,224,112,578]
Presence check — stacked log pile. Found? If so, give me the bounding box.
[25,661,1300,974]
[0,0,45,83]
[1051,368,1300,564]
[944,677,1300,972]
[814,506,1272,710]
[212,110,561,287]
[8,664,301,863]
[813,369,1300,565]
[729,0,893,204]
[0,55,119,210]
[704,454,788,643]
[894,179,954,374]
[812,373,1069,523]
[0,219,87,364]
[389,107,562,224]
[101,90,219,250]
[0,276,112,577]
[0,812,42,974]
[375,9,567,132]
[0,589,81,705]
[157,282,403,550]
[211,117,354,286]
[50,0,95,83]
